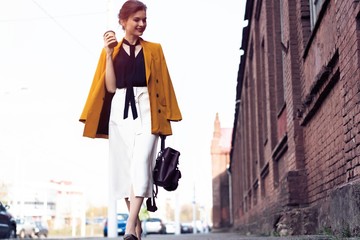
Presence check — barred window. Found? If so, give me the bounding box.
[309,0,324,29]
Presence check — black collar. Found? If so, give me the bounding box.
[122,38,140,46]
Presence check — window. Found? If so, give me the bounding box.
[309,0,324,29]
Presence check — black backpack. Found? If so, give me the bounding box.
[146,136,181,212]
[153,145,181,191]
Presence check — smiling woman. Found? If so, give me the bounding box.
[79,1,182,240]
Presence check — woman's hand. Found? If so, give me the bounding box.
[103,31,118,55]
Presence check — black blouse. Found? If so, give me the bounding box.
[113,43,147,89]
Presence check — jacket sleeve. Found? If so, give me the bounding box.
[158,44,182,122]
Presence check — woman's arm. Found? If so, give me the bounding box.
[105,54,116,93]
[103,33,117,93]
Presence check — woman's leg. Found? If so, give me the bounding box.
[124,198,143,238]
[124,193,143,239]
[135,218,142,239]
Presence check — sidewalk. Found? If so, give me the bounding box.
[30,232,358,240]
[138,232,343,239]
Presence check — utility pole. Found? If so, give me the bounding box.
[192,184,196,234]
[107,0,118,238]
[107,0,113,29]
[107,0,118,31]
[175,192,181,235]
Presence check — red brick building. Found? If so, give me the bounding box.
[211,113,232,229]
[230,0,360,236]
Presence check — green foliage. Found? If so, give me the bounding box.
[49,225,104,237]
[271,230,280,237]
[86,205,107,218]
[341,224,351,238]
[180,203,202,222]
[139,205,150,221]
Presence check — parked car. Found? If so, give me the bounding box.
[0,202,16,239]
[164,221,176,234]
[195,220,211,233]
[16,217,48,239]
[180,222,194,234]
[33,220,49,238]
[103,213,128,237]
[143,218,166,234]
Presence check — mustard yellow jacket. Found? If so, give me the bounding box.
[79,38,182,138]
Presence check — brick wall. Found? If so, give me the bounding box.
[230,0,360,236]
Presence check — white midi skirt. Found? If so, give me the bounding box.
[108,87,158,199]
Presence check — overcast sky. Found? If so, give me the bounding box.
[0,0,246,211]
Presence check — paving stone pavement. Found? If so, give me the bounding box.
[25,232,357,240]
[135,232,341,240]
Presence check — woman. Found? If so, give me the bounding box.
[79,1,182,239]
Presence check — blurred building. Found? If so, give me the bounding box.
[230,0,360,236]
[211,113,232,229]
[8,179,85,232]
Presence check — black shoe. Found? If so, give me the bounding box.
[124,233,138,240]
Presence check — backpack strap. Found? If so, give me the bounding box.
[154,184,158,198]
[156,135,166,196]
[160,135,166,150]
[146,135,166,212]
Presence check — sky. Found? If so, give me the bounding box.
[0,0,246,213]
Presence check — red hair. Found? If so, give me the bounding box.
[118,0,147,30]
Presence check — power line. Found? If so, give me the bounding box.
[30,0,99,56]
[0,11,106,23]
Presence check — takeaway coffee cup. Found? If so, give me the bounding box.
[103,30,118,48]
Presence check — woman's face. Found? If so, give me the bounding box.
[122,10,147,37]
